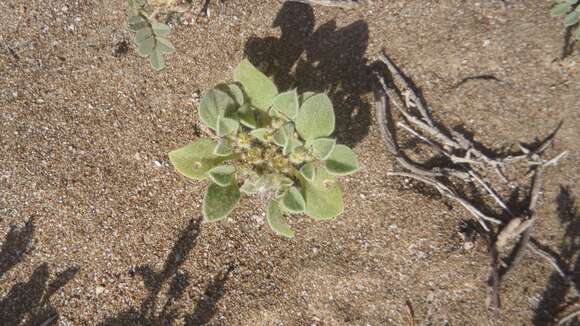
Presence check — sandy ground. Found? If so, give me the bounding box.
[0,0,579,325]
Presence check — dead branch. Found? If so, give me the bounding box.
[558,307,580,325]
[286,0,359,9]
[374,48,569,313]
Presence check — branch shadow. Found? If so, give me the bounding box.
[0,219,80,326]
[99,217,233,326]
[561,25,576,60]
[184,265,233,325]
[244,2,372,147]
[533,186,580,325]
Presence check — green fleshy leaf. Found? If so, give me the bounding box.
[275,186,288,198]
[156,37,176,53]
[280,177,294,187]
[272,90,299,120]
[272,128,287,147]
[295,93,335,143]
[302,167,343,220]
[576,25,580,40]
[551,2,573,17]
[213,139,233,156]
[299,91,316,105]
[128,0,146,8]
[208,165,235,187]
[128,15,147,31]
[169,138,224,180]
[234,59,278,111]
[203,183,240,221]
[250,128,270,142]
[216,83,245,106]
[325,145,359,176]
[281,187,305,213]
[266,200,294,238]
[135,27,153,43]
[151,21,171,37]
[300,162,315,182]
[310,138,336,160]
[564,10,580,26]
[150,49,165,71]
[240,179,258,194]
[254,175,270,191]
[236,103,257,129]
[136,36,155,57]
[198,88,237,130]
[217,116,240,137]
[283,137,303,156]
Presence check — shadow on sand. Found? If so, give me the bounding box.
[98,217,233,326]
[244,2,373,147]
[533,186,580,325]
[0,218,80,325]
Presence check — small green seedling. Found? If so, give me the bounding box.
[169,60,359,238]
[127,0,176,70]
[551,0,580,40]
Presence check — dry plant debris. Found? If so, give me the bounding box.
[286,0,359,10]
[373,49,575,312]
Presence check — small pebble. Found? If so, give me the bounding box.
[95,286,105,295]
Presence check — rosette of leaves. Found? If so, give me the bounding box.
[551,0,580,40]
[127,0,176,70]
[169,60,359,238]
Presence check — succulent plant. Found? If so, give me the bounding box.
[127,0,176,70]
[551,0,580,40]
[169,60,359,238]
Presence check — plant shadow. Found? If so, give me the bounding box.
[0,218,80,326]
[243,1,372,147]
[99,217,233,326]
[532,186,580,325]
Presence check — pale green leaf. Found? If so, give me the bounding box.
[151,21,171,37]
[135,27,153,43]
[275,186,288,198]
[216,116,240,136]
[325,145,359,176]
[299,91,315,105]
[198,88,236,130]
[272,128,287,147]
[272,90,299,119]
[156,37,176,53]
[300,162,315,182]
[250,128,270,142]
[240,179,258,194]
[150,49,165,71]
[310,138,336,160]
[233,59,278,111]
[302,167,343,220]
[283,137,303,156]
[203,183,240,221]
[213,139,233,156]
[281,187,305,213]
[216,83,245,106]
[267,200,294,238]
[128,15,147,31]
[564,11,580,26]
[295,93,335,143]
[236,103,257,129]
[551,2,573,16]
[136,37,155,57]
[208,165,235,187]
[169,138,224,180]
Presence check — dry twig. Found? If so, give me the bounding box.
[286,0,359,9]
[374,49,569,313]
[558,308,580,325]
